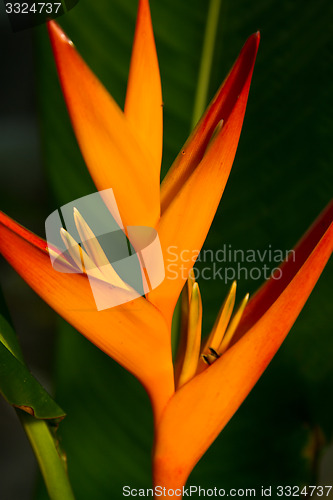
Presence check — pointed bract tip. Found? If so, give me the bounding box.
[47,20,74,47]
[241,31,260,59]
[249,30,260,48]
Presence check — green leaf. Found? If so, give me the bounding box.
[0,293,24,363]
[0,306,65,421]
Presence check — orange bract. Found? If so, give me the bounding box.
[47,18,160,230]
[0,211,174,421]
[153,203,333,490]
[125,0,163,171]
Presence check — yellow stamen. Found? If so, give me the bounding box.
[202,280,237,354]
[177,282,202,389]
[187,268,196,302]
[59,228,86,272]
[47,246,76,271]
[59,227,113,284]
[73,208,130,291]
[174,270,195,384]
[218,293,249,355]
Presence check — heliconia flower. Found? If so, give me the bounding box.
[0,0,332,495]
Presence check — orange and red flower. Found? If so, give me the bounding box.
[0,0,332,493]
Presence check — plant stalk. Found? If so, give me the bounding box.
[18,411,75,500]
[191,0,222,128]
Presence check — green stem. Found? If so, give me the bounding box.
[191,0,222,128]
[18,411,75,500]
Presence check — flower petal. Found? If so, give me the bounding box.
[153,209,332,489]
[148,34,260,323]
[232,200,333,344]
[47,21,160,229]
[124,0,163,172]
[160,32,260,213]
[0,212,174,420]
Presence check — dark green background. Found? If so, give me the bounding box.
[0,0,332,498]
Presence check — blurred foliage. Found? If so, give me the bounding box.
[0,333,65,420]
[16,0,333,497]
[0,289,64,420]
